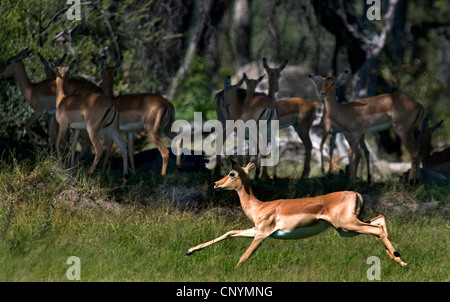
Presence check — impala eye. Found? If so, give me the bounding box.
[229,172,236,179]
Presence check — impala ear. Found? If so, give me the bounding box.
[278,60,288,73]
[309,74,323,89]
[229,157,242,172]
[257,74,265,84]
[224,76,232,91]
[336,70,349,87]
[242,73,249,84]
[48,59,56,72]
[37,52,49,67]
[56,53,67,67]
[262,57,269,72]
[236,74,246,88]
[431,120,443,133]
[243,160,256,174]
[16,48,32,62]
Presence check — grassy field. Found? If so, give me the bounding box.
[0,154,448,282]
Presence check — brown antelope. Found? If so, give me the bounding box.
[220,74,278,181]
[315,88,372,182]
[417,119,450,176]
[310,71,425,184]
[185,159,407,268]
[51,60,128,179]
[0,48,102,147]
[262,58,322,179]
[100,56,180,175]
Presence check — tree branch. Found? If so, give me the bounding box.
[166,0,215,99]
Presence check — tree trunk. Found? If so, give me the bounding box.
[234,0,252,67]
[166,0,215,99]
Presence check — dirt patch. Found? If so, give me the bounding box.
[363,192,449,217]
[56,188,126,212]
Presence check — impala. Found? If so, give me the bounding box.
[315,87,372,182]
[221,74,278,180]
[309,71,424,184]
[417,119,450,176]
[51,60,128,178]
[100,56,180,175]
[185,159,407,268]
[0,48,102,147]
[38,52,67,79]
[262,58,321,179]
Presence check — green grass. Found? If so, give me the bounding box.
[0,155,448,282]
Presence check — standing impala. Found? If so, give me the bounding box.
[262,58,321,179]
[309,71,424,184]
[0,48,102,146]
[51,60,128,179]
[100,56,180,175]
[185,159,407,268]
[219,75,278,181]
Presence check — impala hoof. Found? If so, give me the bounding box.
[185,250,193,256]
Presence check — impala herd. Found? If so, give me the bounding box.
[1,47,448,270]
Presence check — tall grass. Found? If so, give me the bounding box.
[0,155,448,282]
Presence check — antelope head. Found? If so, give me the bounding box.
[242,73,265,93]
[309,70,348,99]
[262,58,287,94]
[214,159,256,194]
[0,48,32,78]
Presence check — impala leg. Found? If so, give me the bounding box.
[86,126,103,173]
[48,115,56,145]
[397,128,420,184]
[56,123,69,161]
[25,110,45,148]
[70,129,81,167]
[127,131,136,173]
[360,137,371,183]
[185,228,257,256]
[320,132,329,177]
[369,215,388,237]
[109,129,128,178]
[150,130,170,176]
[101,131,113,174]
[236,233,268,268]
[175,136,182,167]
[296,124,312,178]
[328,133,337,175]
[345,133,361,183]
[368,215,395,259]
[335,218,407,267]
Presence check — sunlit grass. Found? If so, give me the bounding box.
[0,154,448,282]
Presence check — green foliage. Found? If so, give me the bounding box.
[0,0,182,142]
[172,55,216,121]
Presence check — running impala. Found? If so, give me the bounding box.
[185,159,407,268]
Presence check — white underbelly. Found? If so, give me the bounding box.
[365,122,392,133]
[70,121,87,129]
[120,120,144,132]
[270,220,330,240]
